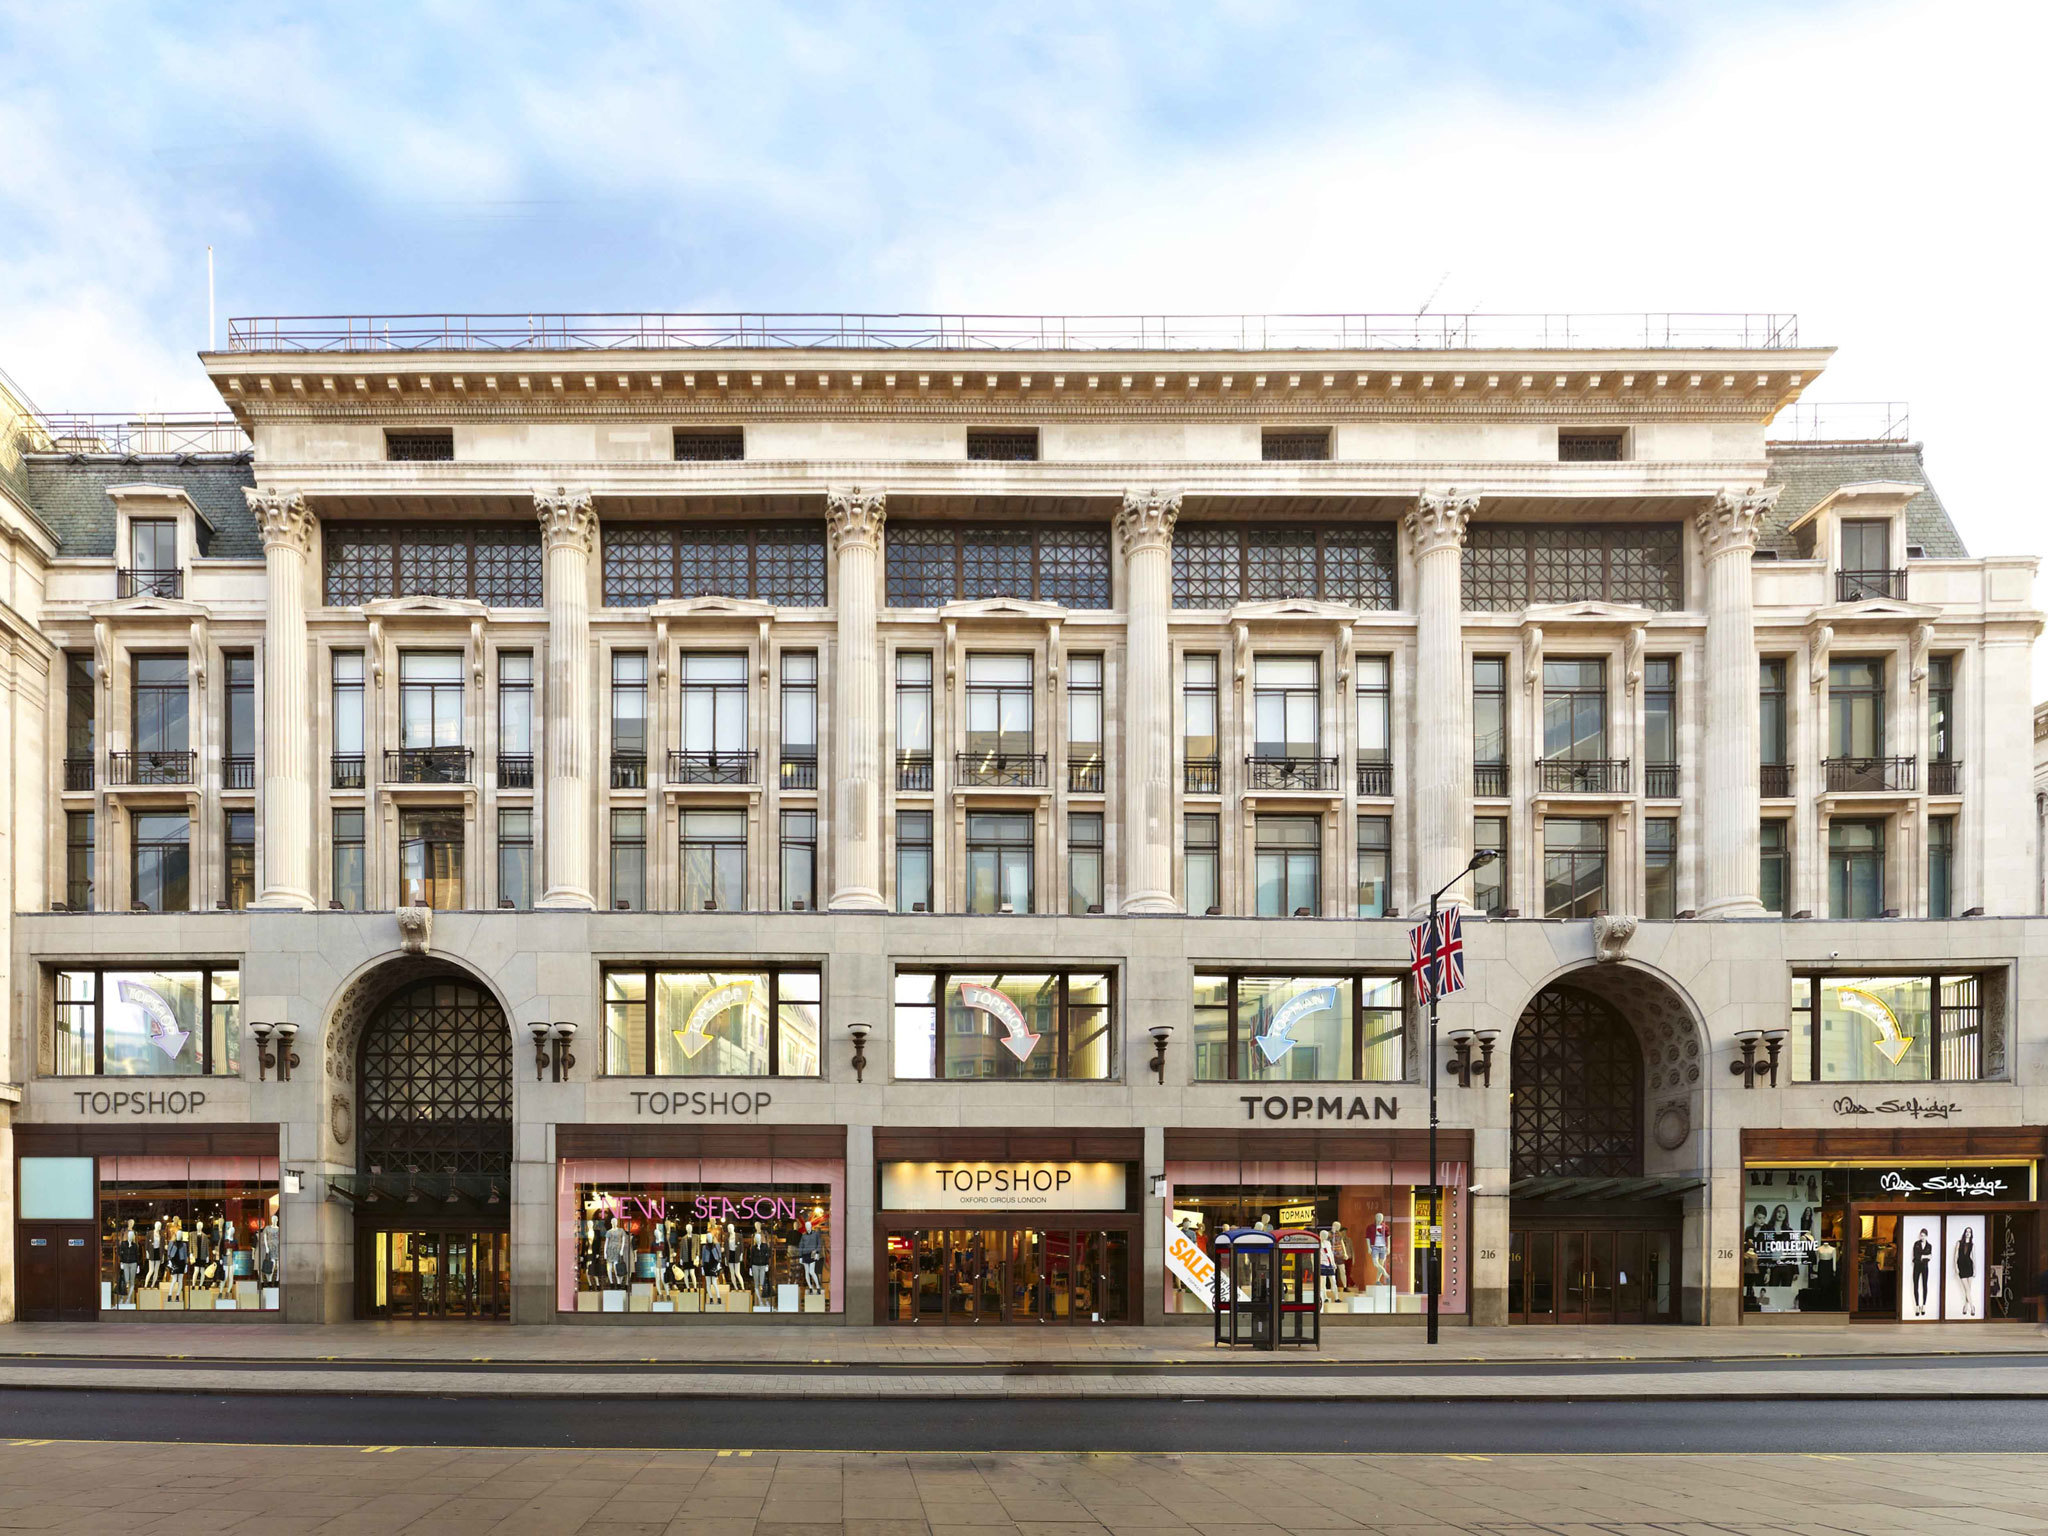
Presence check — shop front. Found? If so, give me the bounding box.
[875,1129,1142,1324]
[1741,1128,2047,1322]
[1161,1129,1470,1320]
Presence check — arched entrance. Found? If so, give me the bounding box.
[350,976,513,1320]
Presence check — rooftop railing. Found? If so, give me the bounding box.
[22,412,250,457]
[1766,401,1911,443]
[224,312,1801,355]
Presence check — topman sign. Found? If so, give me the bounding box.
[1238,1093,1401,1122]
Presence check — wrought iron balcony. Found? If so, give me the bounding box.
[225,755,255,791]
[1823,756,1917,793]
[331,753,366,789]
[1185,756,1221,794]
[1068,756,1105,794]
[780,752,818,790]
[668,749,758,785]
[1472,763,1508,798]
[1837,568,1907,602]
[116,567,181,600]
[63,756,94,792]
[384,746,473,784]
[611,752,647,789]
[1537,757,1631,794]
[897,751,934,791]
[1246,754,1339,791]
[1759,762,1793,798]
[497,753,534,789]
[1929,759,1961,796]
[1357,758,1392,797]
[1644,762,1679,799]
[956,751,1048,789]
[109,749,193,786]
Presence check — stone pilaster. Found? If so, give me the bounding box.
[827,487,887,911]
[536,487,598,910]
[1407,490,1479,911]
[248,487,316,909]
[1118,488,1181,913]
[1696,486,1777,917]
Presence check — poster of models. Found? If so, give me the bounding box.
[1899,1218,1941,1320]
[1942,1214,1985,1321]
[1741,1167,1829,1313]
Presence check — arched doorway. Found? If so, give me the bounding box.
[351,976,513,1320]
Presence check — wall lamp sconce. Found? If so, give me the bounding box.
[530,1022,576,1082]
[848,1023,871,1083]
[1148,1024,1173,1083]
[1446,1028,1499,1088]
[251,1022,299,1083]
[1731,1028,1789,1089]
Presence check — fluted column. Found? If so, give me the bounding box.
[1697,486,1777,917]
[1119,488,1181,912]
[536,487,598,909]
[827,487,887,910]
[1407,491,1479,912]
[248,487,316,909]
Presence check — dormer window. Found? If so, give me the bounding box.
[121,519,180,599]
[385,430,454,462]
[1838,518,1901,601]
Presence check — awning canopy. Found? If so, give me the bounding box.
[1507,1174,1706,1202]
[327,1171,507,1215]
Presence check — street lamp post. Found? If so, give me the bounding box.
[1426,847,1498,1346]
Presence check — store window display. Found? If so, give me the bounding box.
[99,1156,280,1311]
[51,968,241,1077]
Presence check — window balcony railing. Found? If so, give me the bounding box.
[780,752,818,790]
[956,750,1049,788]
[1473,762,1508,798]
[109,749,194,786]
[611,752,647,789]
[897,751,934,791]
[332,753,366,789]
[1837,567,1907,602]
[1537,757,1631,794]
[1246,754,1340,791]
[1760,762,1793,799]
[1357,758,1392,797]
[116,567,182,600]
[1644,761,1679,799]
[497,753,534,789]
[1824,756,1916,793]
[384,746,473,784]
[1929,759,1961,796]
[668,749,758,785]
[1068,756,1105,794]
[1185,756,1221,794]
[225,755,255,791]
[63,756,94,792]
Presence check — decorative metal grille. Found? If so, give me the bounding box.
[673,429,745,461]
[962,529,1032,600]
[325,526,542,607]
[756,526,828,604]
[883,526,1111,608]
[385,431,454,462]
[599,525,826,606]
[678,529,749,596]
[357,978,513,1179]
[965,429,1039,461]
[1246,529,1316,600]
[1558,432,1624,462]
[1037,529,1111,607]
[1171,525,1396,609]
[1509,986,1643,1181]
[1172,527,1242,609]
[1261,431,1330,461]
[1323,528,1398,607]
[1464,524,1681,612]
[884,526,956,607]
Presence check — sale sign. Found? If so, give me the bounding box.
[1165,1217,1233,1312]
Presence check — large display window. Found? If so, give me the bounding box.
[98,1155,280,1311]
[603,968,821,1077]
[1788,973,1986,1083]
[1190,973,1404,1082]
[893,969,1113,1081]
[51,968,241,1077]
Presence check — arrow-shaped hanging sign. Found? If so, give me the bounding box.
[960,983,1040,1061]
[1837,984,1916,1066]
[1256,985,1338,1065]
[674,982,755,1059]
[119,980,189,1060]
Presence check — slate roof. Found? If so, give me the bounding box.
[21,458,259,558]
[1760,440,1966,559]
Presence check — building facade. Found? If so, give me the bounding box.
[1,315,2042,1330]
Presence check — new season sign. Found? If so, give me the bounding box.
[881,1161,1128,1211]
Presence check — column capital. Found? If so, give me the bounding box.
[1696,484,1780,559]
[1116,487,1182,558]
[826,486,887,552]
[1406,489,1479,557]
[534,486,597,553]
[245,486,313,553]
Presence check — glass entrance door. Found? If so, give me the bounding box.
[1508,1224,1676,1323]
[887,1227,1131,1323]
[364,1226,508,1319]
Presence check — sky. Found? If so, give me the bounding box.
[3,0,2043,665]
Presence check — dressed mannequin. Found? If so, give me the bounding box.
[1318,1228,1338,1298]
[602,1217,631,1289]
[164,1219,190,1303]
[700,1221,725,1302]
[1330,1220,1353,1292]
[145,1217,166,1288]
[748,1222,772,1301]
[651,1219,671,1298]
[217,1214,237,1284]
[1368,1214,1391,1286]
[116,1220,142,1304]
[726,1223,746,1294]
[798,1220,824,1294]
[190,1222,211,1293]
[679,1222,700,1293]
[255,1219,279,1287]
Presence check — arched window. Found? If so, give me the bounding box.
[1510,986,1642,1180]
[357,978,512,1178]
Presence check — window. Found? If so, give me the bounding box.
[1827,818,1885,918]
[1542,818,1606,918]
[1558,431,1625,462]
[966,428,1038,460]
[1191,973,1403,1082]
[681,810,746,911]
[610,810,645,912]
[131,812,189,912]
[385,429,454,461]
[1644,817,1676,920]
[65,653,94,786]
[1357,815,1390,917]
[333,809,365,912]
[1184,653,1220,791]
[400,652,464,748]
[224,653,255,789]
[1069,813,1104,914]
[1357,656,1390,792]
[225,811,255,911]
[672,427,745,461]
[332,651,365,786]
[885,525,1112,608]
[1929,814,1955,920]
[895,651,933,787]
[1542,659,1607,761]
[1474,817,1507,914]
[1760,659,1788,792]
[966,812,1034,913]
[51,967,240,1077]
[966,654,1034,757]
[1462,524,1683,611]
[132,655,189,754]
[1760,821,1788,915]
[1172,525,1396,609]
[1261,429,1331,461]
[780,810,816,910]
[324,525,542,606]
[400,809,465,910]
[1840,517,1890,574]
[611,651,648,786]
[493,806,528,913]
[680,654,750,777]
[494,651,532,788]
[780,652,818,788]
[1255,814,1321,916]
[65,811,93,911]
[1473,657,1507,794]
[1644,657,1677,797]
[1828,658,1885,759]
[893,969,1113,1081]
[602,524,825,606]
[1252,656,1321,758]
[1067,654,1104,791]
[1790,973,1987,1083]
[1186,814,1220,914]
[130,518,176,573]
[604,967,821,1077]
[896,811,933,913]
[1928,655,1955,770]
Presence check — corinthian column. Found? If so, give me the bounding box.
[536,487,598,909]
[1118,488,1181,913]
[1407,490,1479,912]
[827,487,887,910]
[248,487,316,909]
[1697,486,1778,917]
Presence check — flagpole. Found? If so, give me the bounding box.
[1423,848,1497,1348]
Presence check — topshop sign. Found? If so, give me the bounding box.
[881,1160,1127,1211]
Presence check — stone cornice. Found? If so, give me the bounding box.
[534,486,596,553]
[246,485,313,553]
[1695,485,1779,560]
[1115,488,1181,557]
[824,485,886,552]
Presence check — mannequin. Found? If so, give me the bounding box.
[699,1221,725,1303]
[216,1214,237,1284]
[679,1222,700,1293]
[1368,1213,1391,1286]
[798,1220,824,1295]
[144,1216,166,1289]
[651,1218,671,1298]
[1318,1227,1338,1298]
[748,1222,772,1301]
[602,1217,631,1289]
[116,1220,142,1304]
[1330,1220,1353,1292]
[164,1219,189,1303]
[725,1222,746,1294]
[255,1218,279,1287]
[190,1221,212,1294]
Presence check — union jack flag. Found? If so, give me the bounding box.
[1408,919,1439,1005]
[1409,909,1469,1003]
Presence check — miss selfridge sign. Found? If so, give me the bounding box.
[881,1161,1127,1211]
